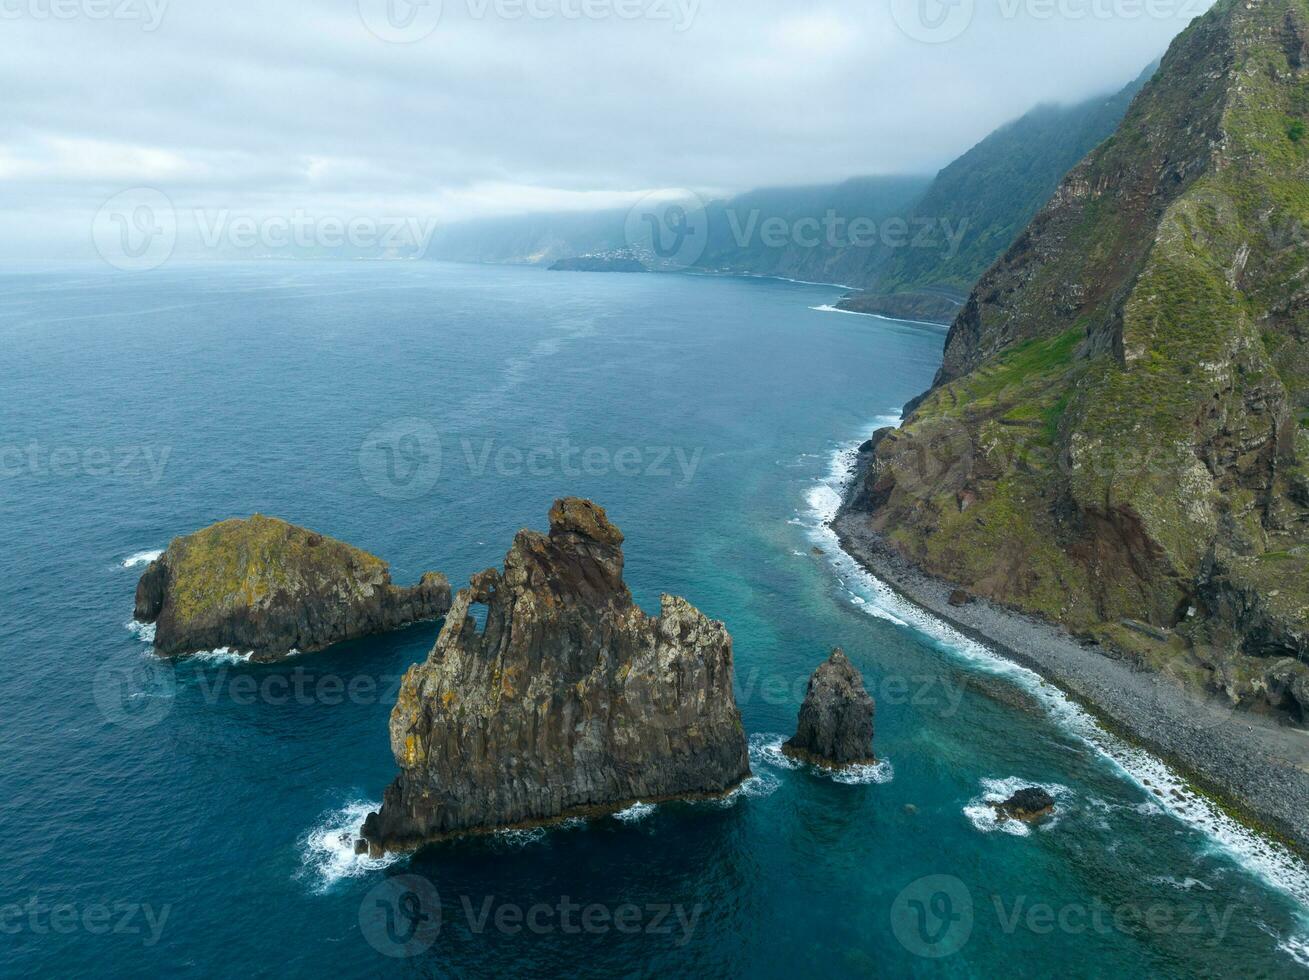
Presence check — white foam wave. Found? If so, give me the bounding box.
[963,777,1072,838]
[805,423,1309,908]
[120,549,163,568]
[495,827,548,847]
[1279,935,1309,968]
[613,802,655,823]
[707,769,783,808]
[1149,875,1214,893]
[750,733,802,771]
[189,647,254,665]
[748,732,892,785]
[298,800,398,892]
[831,759,895,785]
[810,304,871,316]
[125,619,156,644]
[807,305,950,328]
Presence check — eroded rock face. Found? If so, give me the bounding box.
[840,0,1309,718]
[994,788,1056,824]
[358,498,750,853]
[783,649,876,768]
[133,515,450,661]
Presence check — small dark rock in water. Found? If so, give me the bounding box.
[904,803,918,815]
[811,546,826,556]
[134,515,451,661]
[782,649,876,769]
[358,498,750,853]
[994,787,1056,823]
[948,589,972,607]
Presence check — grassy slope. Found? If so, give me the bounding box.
[165,515,387,625]
[862,0,1309,690]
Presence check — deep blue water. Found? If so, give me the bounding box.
[2,261,1308,977]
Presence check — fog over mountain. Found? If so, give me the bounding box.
[0,0,1209,259]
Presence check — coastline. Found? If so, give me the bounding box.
[810,303,952,330]
[832,512,1309,861]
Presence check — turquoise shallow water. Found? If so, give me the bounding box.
[2,260,1307,977]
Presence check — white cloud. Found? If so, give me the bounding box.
[0,0,1209,259]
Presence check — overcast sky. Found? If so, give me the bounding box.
[0,0,1210,258]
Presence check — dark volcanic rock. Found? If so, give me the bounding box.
[358,498,750,854]
[994,787,1056,823]
[782,649,876,768]
[133,515,451,661]
[837,0,1309,723]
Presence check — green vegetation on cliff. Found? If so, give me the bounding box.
[135,515,450,660]
[850,0,1309,717]
[429,69,1156,319]
[837,65,1157,321]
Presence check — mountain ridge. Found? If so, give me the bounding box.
[424,69,1159,318]
[844,0,1309,719]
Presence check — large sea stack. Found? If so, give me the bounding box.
[358,498,750,853]
[839,0,1309,716]
[133,515,450,661]
[783,649,876,768]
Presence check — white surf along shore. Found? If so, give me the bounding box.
[801,415,1309,913]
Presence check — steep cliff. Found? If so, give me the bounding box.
[843,0,1309,717]
[134,515,450,661]
[837,63,1157,322]
[359,499,750,853]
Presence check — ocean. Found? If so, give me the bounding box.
[2,260,1307,976]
